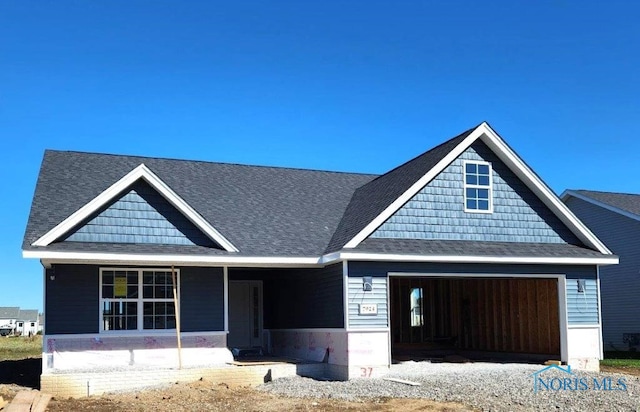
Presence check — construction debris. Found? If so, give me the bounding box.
[382,377,421,386]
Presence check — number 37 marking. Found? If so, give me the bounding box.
[360,367,373,377]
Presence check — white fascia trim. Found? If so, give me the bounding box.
[343,126,485,249]
[329,251,619,266]
[561,190,640,224]
[24,250,320,267]
[478,124,612,255]
[31,163,239,252]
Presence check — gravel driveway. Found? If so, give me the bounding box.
[259,361,640,411]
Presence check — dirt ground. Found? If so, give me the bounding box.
[601,364,640,377]
[0,357,472,411]
[44,379,473,412]
[3,359,633,411]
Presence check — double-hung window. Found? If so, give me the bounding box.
[464,161,492,213]
[100,268,177,332]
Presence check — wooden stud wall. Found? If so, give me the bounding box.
[390,277,560,355]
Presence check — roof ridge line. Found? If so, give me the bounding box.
[44,149,379,177]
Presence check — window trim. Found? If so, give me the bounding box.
[463,160,493,214]
[99,267,180,334]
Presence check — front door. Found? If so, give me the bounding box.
[228,281,263,348]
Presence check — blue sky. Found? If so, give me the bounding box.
[1,1,639,311]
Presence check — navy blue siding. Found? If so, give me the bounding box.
[231,264,344,329]
[46,264,99,334]
[180,267,225,332]
[348,261,598,327]
[565,196,639,347]
[372,141,579,244]
[64,180,215,247]
[46,264,226,334]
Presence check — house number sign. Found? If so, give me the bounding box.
[359,304,378,315]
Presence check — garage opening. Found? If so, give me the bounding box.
[390,277,561,362]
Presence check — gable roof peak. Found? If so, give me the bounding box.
[31,161,239,252]
[333,123,612,255]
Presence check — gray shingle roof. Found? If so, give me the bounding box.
[0,307,20,319]
[325,126,476,253]
[18,309,38,322]
[23,150,376,256]
[23,126,608,261]
[356,238,608,259]
[571,190,640,218]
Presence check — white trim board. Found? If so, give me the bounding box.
[24,250,320,268]
[31,163,239,252]
[342,122,613,255]
[329,252,618,266]
[25,249,618,268]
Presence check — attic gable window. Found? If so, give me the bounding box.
[464,161,493,213]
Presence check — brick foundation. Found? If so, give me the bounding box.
[42,362,327,398]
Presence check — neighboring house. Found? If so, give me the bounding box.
[0,307,41,336]
[0,307,19,335]
[23,122,617,396]
[562,190,640,351]
[15,309,39,336]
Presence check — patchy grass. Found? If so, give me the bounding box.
[0,336,42,361]
[601,358,640,368]
[601,351,640,376]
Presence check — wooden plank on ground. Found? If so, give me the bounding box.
[30,392,52,412]
[4,391,37,412]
